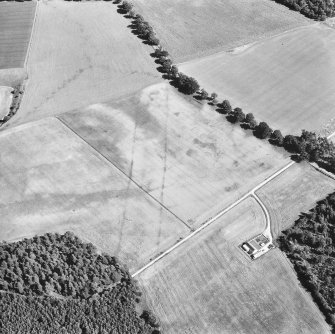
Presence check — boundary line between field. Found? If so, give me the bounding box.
[24,0,39,69]
[132,131,335,277]
[56,117,192,231]
[131,160,295,277]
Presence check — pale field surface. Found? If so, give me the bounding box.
[0,68,27,87]
[0,87,13,119]
[0,2,36,69]
[132,0,309,62]
[257,162,335,239]
[138,198,330,334]
[61,83,289,228]
[0,117,189,272]
[180,24,335,135]
[9,0,160,128]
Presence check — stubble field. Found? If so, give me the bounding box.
[61,83,290,228]
[0,117,189,272]
[180,24,335,135]
[9,0,160,128]
[132,0,309,62]
[0,2,36,69]
[256,162,335,239]
[137,198,330,334]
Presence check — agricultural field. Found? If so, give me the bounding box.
[256,162,335,239]
[0,2,36,69]
[0,117,189,272]
[61,82,290,228]
[137,198,330,334]
[0,86,13,119]
[180,24,335,135]
[9,0,160,127]
[0,68,27,87]
[132,0,310,62]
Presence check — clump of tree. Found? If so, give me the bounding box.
[175,73,200,95]
[228,107,245,123]
[278,192,335,329]
[0,232,160,334]
[274,0,334,20]
[254,121,273,139]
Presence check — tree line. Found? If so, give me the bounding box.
[273,0,335,20]
[278,192,335,330]
[0,232,160,333]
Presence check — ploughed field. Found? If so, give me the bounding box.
[132,0,309,62]
[0,2,36,69]
[9,0,160,128]
[257,162,335,239]
[137,198,330,334]
[0,118,189,272]
[61,83,289,228]
[180,24,335,135]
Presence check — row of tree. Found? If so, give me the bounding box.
[274,0,335,20]
[116,1,335,175]
[0,232,160,333]
[278,193,335,328]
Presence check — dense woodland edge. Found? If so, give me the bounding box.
[278,192,335,330]
[0,232,160,334]
[273,0,335,20]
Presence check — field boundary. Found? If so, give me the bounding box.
[133,129,335,277]
[57,117,192,231]
[24,0,39,69]
[132,160,295,277]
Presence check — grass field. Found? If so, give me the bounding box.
[137,198,330,334]
[132,0,309,62]
[0,117,189,272]
[0,86,13,119]
[180,24,335,135]
[9,0,160,127]
[0,2,36,69]
[256,162,335,239]
[61,82,289,228]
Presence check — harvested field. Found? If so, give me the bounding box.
[11,0,160,127]
[132,0,309,62]
[256,162,335,239]
[137,198,330,334]
[61,83,289,228]
[0,2,36,69]
[180,24,335,135]
[0,86,13,119]
[0,117,189,272]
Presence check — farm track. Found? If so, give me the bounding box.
[132,130,335,277]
